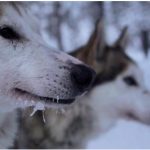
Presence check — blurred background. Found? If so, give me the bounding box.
[27,2,150,87]
[21,1,150,149]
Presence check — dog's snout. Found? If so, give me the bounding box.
[71,64,96,90]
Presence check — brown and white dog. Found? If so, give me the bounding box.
[15,19,150,148]
[0,2,96,148]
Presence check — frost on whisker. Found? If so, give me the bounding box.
[42,98,47,123]
[30,102,45,117]
[42,110,46,123]
[57,95,59,103]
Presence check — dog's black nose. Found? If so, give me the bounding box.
[71,64,96,90]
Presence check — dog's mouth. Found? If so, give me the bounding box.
[12,88,75,108]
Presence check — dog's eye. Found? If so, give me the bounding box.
[123,76,138,86]
[0,26,20,40]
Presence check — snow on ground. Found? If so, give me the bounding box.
[87,119,150,149]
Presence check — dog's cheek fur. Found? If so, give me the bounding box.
[0,3,86,103]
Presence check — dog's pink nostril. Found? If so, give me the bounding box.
[70,64,96,90]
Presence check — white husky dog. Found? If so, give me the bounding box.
[14,21,150,149]
[0,2,95,148]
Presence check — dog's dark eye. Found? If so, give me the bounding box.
[0,26,20,40]
[123,76,138,86]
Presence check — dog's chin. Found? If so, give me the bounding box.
[11,88,76,109]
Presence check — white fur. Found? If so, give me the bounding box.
[0,111,17,148]
[0,3,89,148]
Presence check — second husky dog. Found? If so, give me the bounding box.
[15,21,150,148]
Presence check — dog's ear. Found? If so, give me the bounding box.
[83,19,106,65]
[114,26,128,51]
[70,19,106,66]
[93,19,106,61]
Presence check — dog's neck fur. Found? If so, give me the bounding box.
[0,111,18,148]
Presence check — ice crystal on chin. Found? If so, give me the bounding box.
[30,102,45,117]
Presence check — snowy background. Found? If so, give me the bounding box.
[27,2,150,148]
